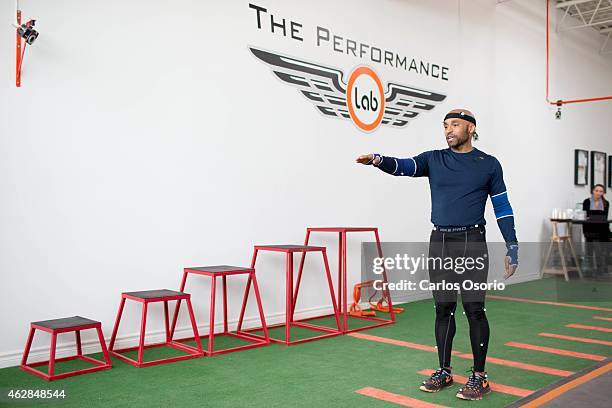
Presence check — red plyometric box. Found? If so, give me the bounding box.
[299,227,396,333]
[170,265,270,356]
[109,290,204,368]
[238,245,342,345]
[21,316,112,381]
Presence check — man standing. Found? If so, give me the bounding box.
[356,109,518,401]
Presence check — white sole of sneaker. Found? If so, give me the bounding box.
[419,381,454,393]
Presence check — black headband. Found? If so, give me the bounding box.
[444,112,476,126]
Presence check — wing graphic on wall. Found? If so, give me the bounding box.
[249,47,447,128]
[249,47,350,120]
[383,83,447,128]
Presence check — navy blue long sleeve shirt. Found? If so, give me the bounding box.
[376,148,517,245]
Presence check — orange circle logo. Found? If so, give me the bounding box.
[347,66,385,132]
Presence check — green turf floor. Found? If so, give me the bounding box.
[1,277,611,407]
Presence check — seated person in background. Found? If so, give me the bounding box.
[582,184,610,276]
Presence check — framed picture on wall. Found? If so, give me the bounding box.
[609,156,612,188]
[591,151,607,192]
[574,149,588,185]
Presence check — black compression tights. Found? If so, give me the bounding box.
[434,302,490,372]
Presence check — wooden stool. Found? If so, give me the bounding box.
[541,219,584,281]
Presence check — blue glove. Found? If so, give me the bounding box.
[506,244,519,266]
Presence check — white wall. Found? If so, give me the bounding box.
[1,0,611,367]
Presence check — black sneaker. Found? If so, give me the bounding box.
[419,368,453,392]
[456,369,491,400]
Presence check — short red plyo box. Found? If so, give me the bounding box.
[170,265,270,356]
[238,245,342,345]
[21,316,112,381]
[300,227,396,333]
[109,289,203,368]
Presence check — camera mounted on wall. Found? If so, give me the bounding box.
[16,19,38,45]
[555,100,562,120]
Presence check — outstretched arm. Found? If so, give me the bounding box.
[355,152,430,177]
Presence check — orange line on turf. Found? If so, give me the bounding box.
[518,362,612,407]
[593,316,612,322]
[486,295,612,312]
[455,354,574,377]
[505,341,606,361]
[349,332,572,376]
[348,332,461,355]
[418,369,533,397]
[539,332,612,346]
[356,387,448,408]
[566,323,612,333]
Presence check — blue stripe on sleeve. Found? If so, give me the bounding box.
[491,191,514,219]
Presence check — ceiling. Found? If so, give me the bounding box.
[556,0,612,53]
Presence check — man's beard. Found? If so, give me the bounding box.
[448,134,470,148]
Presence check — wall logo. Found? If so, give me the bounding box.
[347,66,385,132]
[250,47,447,133]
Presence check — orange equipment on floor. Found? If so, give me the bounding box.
[349,280,404,317]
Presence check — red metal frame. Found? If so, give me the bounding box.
[296,227,396,333]
[20,321,112,381]
[16,9,21,87]
[169,267,270,356]
[546,0,612,105]
[237,246,342,345]
[109,292,203,368]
